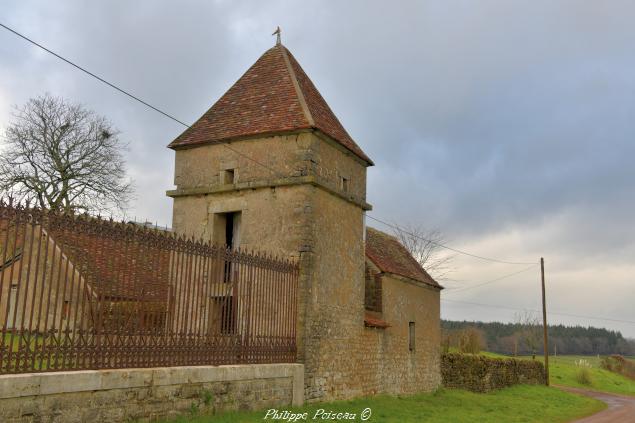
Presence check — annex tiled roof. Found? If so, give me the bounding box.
[365,227,442,289]
[48,224,170,302]
[168,44,373,165]
[364,312,390,329]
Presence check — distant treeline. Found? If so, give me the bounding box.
[442,320,635,356]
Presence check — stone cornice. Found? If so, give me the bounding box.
[166,175,373,211]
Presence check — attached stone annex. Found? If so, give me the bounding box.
[167,42,443,401]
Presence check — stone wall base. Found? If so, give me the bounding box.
[0,363,304,423]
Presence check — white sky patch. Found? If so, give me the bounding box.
[0,86,10,135]
[442,214,635,337]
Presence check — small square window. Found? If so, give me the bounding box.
[221,169,235,184]
[409,322,415,352]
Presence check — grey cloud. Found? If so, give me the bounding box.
[1,0,634,335]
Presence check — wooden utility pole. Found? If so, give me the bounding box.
[541,257,550,386]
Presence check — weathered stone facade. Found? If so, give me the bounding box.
[168,132,442,400]
[167,43,443,402]
[360,275,442,395]
[169,131,371,401]
[0,363,303,422]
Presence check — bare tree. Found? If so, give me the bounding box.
[0,94,133,213]
[458,326,486,354]
[500,334,520,356]
[392,223,453,281]
[515,310,542,359]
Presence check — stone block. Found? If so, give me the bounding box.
[164,367,191,385]
[150,367,170,386]
[153,384,178,400]
[0,374,41,399]
[0,359,304,421]
[100,368,152,390]
[180,383,203,399]
[0,396,24,416]
[40,371,101,395]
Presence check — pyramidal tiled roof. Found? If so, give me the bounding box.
[168,44,373,165]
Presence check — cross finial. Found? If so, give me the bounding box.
[272,26,281,45]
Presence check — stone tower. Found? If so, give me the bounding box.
[167,43,373,400]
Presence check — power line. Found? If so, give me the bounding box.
[0,22,542,268]
[0,22,189,128]
[366,215,537,266]
[0,21,286,180]
[441,299,635,325]
[8,22,627,333]
[443,264,538,295]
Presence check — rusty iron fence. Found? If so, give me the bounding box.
[0,202,298,374]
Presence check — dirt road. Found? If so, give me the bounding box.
[555,385,635,422]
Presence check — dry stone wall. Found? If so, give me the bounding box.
[441,353,546,392]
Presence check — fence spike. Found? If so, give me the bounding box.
[0,202,297,373]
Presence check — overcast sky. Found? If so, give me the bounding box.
[1,1,634,337]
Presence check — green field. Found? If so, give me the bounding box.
[165,385,604,423]
[479,352,635,397]
[540,355,635,396]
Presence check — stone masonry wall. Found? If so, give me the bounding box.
[169,132,372,403]
[352,275,442,397]
[168,132,442,402]
[301,269,442,400]
[301,187,366,401]
[0,363,303,423]
[377,275,441,394]
[171,132,367,205]
[441,353,546,392]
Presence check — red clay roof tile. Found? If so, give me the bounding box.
[168,44,373,165]
[364,312,390,329]
[365,227,442,289]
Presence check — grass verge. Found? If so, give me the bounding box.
[478,353,635,397]
[537,355,635,396]
[166,385,604,423]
